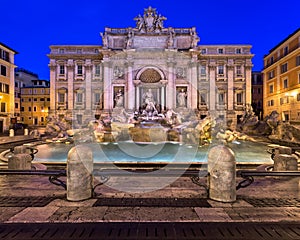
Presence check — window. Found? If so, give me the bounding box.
[236,48,241,54]
[200,65,206,76]
[297,93,300,101]
[77,49,82,54]
[95,49,99,53]
[15,103,18,109]
[28,107,31,112]
[94,93,101,104]
[296,56,300,66]
[2,84,9,93]
[268,100,274,106]
[58,93,65,103]
[40,98,44,101]
[47,98,50,101]
[284,46,288,56]
[236,93,243,105]
[298,73,300,84]
[0,49,9,62]
[41,117,44,122]
[218,65,224,75]
[258,88,261,94]
[283,79,288,89]
[33,107,37,112]
[77,65,83,75]
[0,65,6,76]
[59,49,64,54]
[281,63,288,73]
[218,48,224,54]
[21,107,24,112]
[59,65,65,75]
[77,115,82,125]
[268,70,274,79]
[0,102,5,112]
[236,65,242,76]
[201,49,206,54]
[199,92,207,105]
[270,56,274,64]
[218,92,225,105]
[95,65,101,76]
[76,92,83,103]
[269,84,274,94]
[33,98,37,101]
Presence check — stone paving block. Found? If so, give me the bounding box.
[103,207,199,221]
[7,206,59,222]
[194,208,232,222]
[49,207,108,222]
[224,207,295,222]
[0,207,25,222]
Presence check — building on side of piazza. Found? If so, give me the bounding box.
[20,79,50,126]
[48,7,253,129]
[263,28,300,122]
[0,42,17,133]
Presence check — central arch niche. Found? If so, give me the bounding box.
[135,67,167,112]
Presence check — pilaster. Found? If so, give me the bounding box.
[67,60,74,110]
[208,64,216,111]
[227,64,234,110]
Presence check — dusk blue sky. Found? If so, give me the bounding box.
[1,0,299,80]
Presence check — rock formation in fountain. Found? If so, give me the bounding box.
[45,116,72,139]
[236,103,272,136]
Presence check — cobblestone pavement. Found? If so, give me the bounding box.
[0,174,299,223]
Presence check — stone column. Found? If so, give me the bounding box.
[190,59,198,109]
[103,59,112,111]
[133,80,141,110]
[227,65,234,110]
[67,60,74,111]
[166,61,175,109]
[127,61,134,110]
[208,64,216,111]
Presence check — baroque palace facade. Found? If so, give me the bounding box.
[48,7,253,129]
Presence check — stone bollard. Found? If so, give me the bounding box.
[14,145,27,154]
[67,145,93,201]
[9,129,14,137]
[273,154,298,171]
[208,145,236,202]
[8,153,32,170]
[24,129,29,136]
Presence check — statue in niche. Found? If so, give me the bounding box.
[100,32,108,48]
[114,89,124,108]
[142,88,155,105]
[177,88,187,107]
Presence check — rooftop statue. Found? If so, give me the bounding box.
[134,6,167,33]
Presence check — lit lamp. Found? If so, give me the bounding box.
[0,96,2,100]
